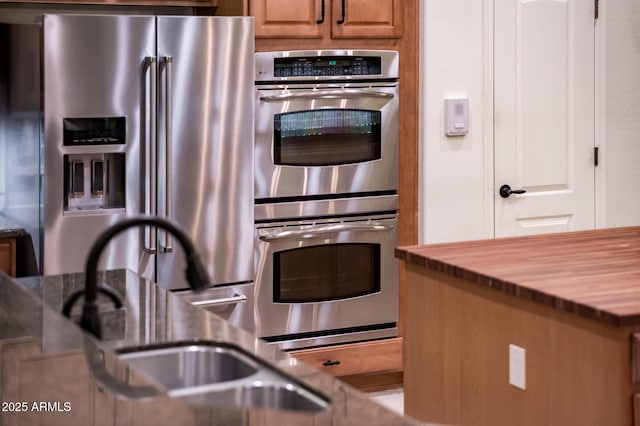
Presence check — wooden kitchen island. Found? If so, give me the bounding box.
[395,227,640,426]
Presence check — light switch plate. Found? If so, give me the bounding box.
[444,98,469,136]
[509,344,526,390]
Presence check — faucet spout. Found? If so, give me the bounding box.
[63,215,211,339]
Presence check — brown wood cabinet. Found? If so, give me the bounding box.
[404,265,637,426]
[0,238,16,277]
[251,0,401,40]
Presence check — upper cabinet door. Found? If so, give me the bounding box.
[331,0,401,39]
[251,0,402,40]
[253,0,324,38]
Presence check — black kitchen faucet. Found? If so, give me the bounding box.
[62,216,210,339]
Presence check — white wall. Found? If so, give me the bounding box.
[599,0,640,227]
[420,0,640,244]
[419,0,493,243]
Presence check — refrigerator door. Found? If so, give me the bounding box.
[155,16,255,289]
[43,14,156,275]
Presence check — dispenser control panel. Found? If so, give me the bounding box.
[63,117,125,146]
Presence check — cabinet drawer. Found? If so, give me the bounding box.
[289,337,402,377]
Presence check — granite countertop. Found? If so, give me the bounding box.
[0,269,428,426]
[396,226,640,328]
[0,214,28,239]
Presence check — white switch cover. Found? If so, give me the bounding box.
[444,98,469,136]
[509,344,526,390]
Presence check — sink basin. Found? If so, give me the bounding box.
[178,382,331,413]
[117,343,259,390]
[116,342,329,413]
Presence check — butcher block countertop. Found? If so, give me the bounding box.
[395,226,640,327]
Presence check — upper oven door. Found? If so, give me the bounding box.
[255,84,399,200]
[254,214,398,338]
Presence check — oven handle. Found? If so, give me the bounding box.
[190,294,247,308]
[259,89,394,102]
[259,222,395,241]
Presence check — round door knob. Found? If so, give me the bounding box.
[499,184,527,198]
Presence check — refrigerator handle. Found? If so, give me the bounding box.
[162,56,174,254]
[145,56,158,254]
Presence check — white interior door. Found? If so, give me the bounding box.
[494,0,596,237]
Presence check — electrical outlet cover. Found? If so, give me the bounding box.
[509,344,526,390]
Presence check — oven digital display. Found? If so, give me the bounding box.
[274,56,382,77]
[313,59,351,67]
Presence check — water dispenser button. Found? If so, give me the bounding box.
[72,161,85,197]
[91,160,105,195]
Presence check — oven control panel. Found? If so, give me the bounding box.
[255,50,398,82]
[273,56,382,78]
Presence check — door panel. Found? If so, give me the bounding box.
[43,15,155,274]
[155,17,255,289]
[494,0,595,237]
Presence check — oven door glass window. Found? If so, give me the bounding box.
[274,109,382,166]
[273,243,381,303]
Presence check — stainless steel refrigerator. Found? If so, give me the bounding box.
[0,14,255,317]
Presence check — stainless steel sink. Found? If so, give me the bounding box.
[117,343,259,390]
[175,380,331,413]
[116,342,329,413]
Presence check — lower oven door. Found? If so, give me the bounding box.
[254,213,398,348]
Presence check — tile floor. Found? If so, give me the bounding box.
[367,388,404,416]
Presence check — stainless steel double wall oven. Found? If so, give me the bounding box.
[254,50,400,349]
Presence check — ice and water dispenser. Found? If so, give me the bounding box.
[62,117,126,214]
